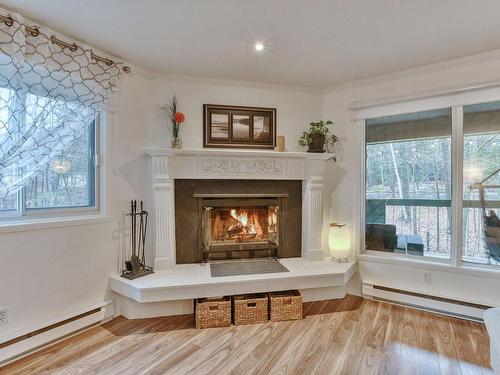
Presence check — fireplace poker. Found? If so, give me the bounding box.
[122,200,153,279]
[130,200,141,272]
[141,201,148,266]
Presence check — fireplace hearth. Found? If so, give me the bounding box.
[175,180,302,263]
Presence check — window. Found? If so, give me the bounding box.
[365,109,452,259]
[0,118,98,219]
[363,99,500,267]
[462,103,500,264]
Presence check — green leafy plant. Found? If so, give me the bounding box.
[298,120,338,147]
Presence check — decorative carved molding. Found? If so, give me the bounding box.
[152,156,170,181]
[201,159,283,176]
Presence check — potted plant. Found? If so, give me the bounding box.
[298,120,338,153]
[161,95,186,149]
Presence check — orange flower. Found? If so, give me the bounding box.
[173,112,185,124]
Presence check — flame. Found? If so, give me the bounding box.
[252,212,262,235]
[230,209,249,227]
[268,207,278,233]
[213,212,223,239]
[212,208,270,241]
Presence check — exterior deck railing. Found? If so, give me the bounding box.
[366,198,500,261]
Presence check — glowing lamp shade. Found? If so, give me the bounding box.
[51,158,71,174]
[463,164,483,185]
[328,223,351,262]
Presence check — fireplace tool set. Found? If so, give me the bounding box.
[121,200,154,280]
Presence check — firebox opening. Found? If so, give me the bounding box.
[203,205,279,247]
[174,180,302,264]
[200,197,282,261]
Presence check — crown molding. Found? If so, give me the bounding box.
[324,48,500,94]
[148,72,324,94]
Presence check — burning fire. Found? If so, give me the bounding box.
[230,209,249,228]
[228,209,262,237]
[211,207,278,243]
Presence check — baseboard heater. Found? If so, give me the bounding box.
[0,303,111,366]
[363,284,491,321]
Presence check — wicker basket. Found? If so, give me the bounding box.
[233,293,268,325]
[195,297,231,329]
[268,290,303,322]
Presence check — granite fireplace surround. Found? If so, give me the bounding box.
[175,179,302,264]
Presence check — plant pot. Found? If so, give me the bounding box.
[307,133,326,153]
[172,137,182,149]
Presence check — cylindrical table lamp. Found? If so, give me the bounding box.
[328,223,351,263]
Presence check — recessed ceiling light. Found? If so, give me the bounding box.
[254,42,264,52]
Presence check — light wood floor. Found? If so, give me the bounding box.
[1,295,493,375]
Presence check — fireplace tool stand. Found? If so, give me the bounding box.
[122,200,154,280]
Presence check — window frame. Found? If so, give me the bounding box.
[0,116,101,222]
[356,86,500,271]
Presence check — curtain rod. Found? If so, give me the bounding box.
[0,13,131,74]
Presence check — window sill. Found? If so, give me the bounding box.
[358,252,500,281]
[0,214,110,234]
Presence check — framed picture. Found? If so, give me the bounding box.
[204,104,276,149]
[210,113,229,140]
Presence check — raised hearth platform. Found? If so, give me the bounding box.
[110,258,356,304]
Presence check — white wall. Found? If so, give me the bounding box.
[323,53,500,306]
[0,73,323,342]
[146,75,323,151]
[0,71,151,343]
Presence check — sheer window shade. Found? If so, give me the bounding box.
[0,9,126,197]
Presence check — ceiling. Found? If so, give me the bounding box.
[2,0,500,88]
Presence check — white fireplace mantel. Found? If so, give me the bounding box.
[145,148,335,270]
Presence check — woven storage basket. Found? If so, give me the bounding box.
[268,290,303,322]
[233,293,268,325]
[195,297,231,329]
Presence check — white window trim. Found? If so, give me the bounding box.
[354,83,500,274]
[0,112,108,231]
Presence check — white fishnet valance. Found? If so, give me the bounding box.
[0,10,125,197]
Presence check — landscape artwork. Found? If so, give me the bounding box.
[210,113,229,139]
[203,104,276,149]
[232,114,250,140]
[253,115,270,141]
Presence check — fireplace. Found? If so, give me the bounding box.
[201,201,280,261]
[197,182,286,261]
[175,180,302,263]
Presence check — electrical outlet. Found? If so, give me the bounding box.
[0,307,9,326]
[423,271,432,284]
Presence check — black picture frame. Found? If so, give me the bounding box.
[203,104,276,149]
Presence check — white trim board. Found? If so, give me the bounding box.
[362,284,487,321]
[326,47,500,93]
[350,83,500,120]
[0,300,112,345]
[0,301,113,365]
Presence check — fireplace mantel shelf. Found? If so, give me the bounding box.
[144,147,335,160]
